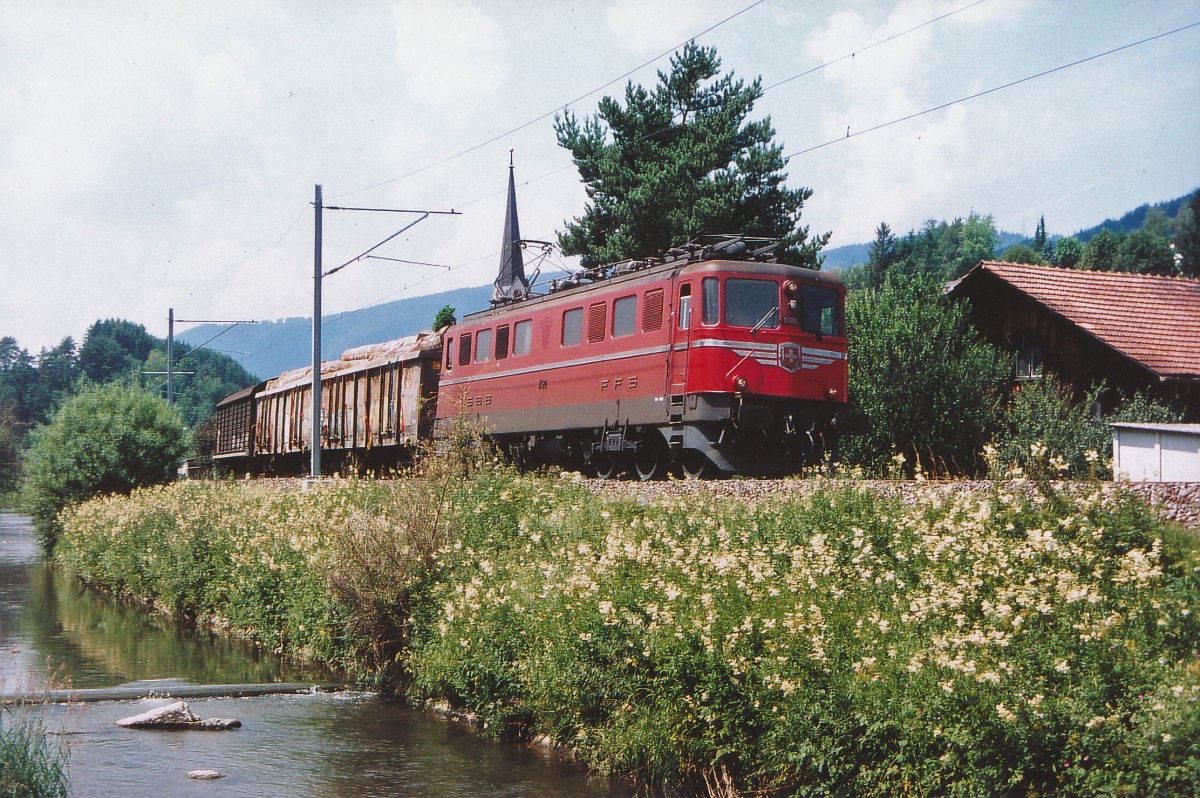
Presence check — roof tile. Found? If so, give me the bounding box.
[968,262,1200,379]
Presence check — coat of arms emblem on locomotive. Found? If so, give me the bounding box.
[778,342,803,373]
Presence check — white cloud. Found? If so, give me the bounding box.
[390,0,505,107]
[605,0,736,54]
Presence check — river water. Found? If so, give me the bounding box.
[0,512,633,797]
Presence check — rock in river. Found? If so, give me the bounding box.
[115,701,241,730]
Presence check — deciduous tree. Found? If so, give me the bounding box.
[22,383,187,553]
[1051,236,1084,268]
[1175,190,1200,277]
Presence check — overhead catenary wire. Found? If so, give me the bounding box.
[230,0,986,336]
[238,10,1199,361]
[785,19,1200,159]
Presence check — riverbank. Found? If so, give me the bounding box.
[55,469,1200,796]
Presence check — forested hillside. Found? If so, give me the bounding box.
[0,320,255,494]
[847,189,1199,289]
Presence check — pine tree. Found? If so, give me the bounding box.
[864,222,896,289]
[1033,215,1047,255]
[555,43,827,268]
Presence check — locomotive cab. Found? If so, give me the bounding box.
[664,261,849,475]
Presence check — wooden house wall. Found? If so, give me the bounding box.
[958,274,1169,409]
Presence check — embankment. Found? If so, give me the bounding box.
[56,472,1200,797]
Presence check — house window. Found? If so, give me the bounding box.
[562,308,583,347]
[513,320,532,356]
[1017,342,1043,379]
[612,295,637,337]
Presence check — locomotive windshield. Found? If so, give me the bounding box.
[725,278,779,329]
[799,286,841,337]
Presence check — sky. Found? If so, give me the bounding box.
[1,0,1197,355]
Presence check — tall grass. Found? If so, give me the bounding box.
[56,466,1200,797]
[0,703,69,798]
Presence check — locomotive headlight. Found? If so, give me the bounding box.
[734,376,748,391]
[783,280,798,297]
[825,386,840,400]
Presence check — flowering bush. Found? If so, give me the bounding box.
[56,479,395,670]
[412,476,1200,796]
[56,470,1199,796]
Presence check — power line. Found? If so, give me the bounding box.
[763,0,992,93]
[251,0,989,332]
[377,1,995,228]
[327,0,769,201]
[243,11,1200,363]
[787,20,1200,159]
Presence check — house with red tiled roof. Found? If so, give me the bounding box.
[946,261,1200,417]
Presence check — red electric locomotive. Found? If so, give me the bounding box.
[436,237,852,478]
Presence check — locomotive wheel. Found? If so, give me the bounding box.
[592,452,622,480]
[634,439,667,481]
[679,449,713,480]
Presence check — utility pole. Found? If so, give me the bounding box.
[311,184,323,478]
[167,308,174,405]
[309,187,458,479]
[167,313,258,404]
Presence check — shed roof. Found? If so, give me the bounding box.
[948,261,1200,382]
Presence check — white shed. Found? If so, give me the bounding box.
[1111,423,1200,482]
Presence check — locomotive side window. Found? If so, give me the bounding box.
[702,277,720,325]
[475,328,493,363]
[513,320,532,356]
[562,308,583,347]
[799,286,841,337]
[726,278,779,330]
[587,302,607,343]
[445,337,454,371]
[678,284,692,329]
[612,295,637,338]
[494,324,510,360]
[458,333,472,366]
[643,288,664,332]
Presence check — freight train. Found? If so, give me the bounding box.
[210,172,856,478]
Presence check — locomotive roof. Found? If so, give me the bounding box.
[461,257,841,325]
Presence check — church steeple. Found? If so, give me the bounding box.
[493,154,530,302]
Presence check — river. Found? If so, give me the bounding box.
[0,511,633,797]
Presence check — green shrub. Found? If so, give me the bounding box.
[845,274,1007,475]
[990,377,1186,480]
[21,383,187,553]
